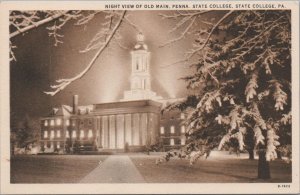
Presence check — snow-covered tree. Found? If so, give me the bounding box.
[159,10,291,179]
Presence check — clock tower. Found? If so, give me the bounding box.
[121,33,162,101]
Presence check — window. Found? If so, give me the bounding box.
[57,142,60,149]
[57,130,61,138]
[88,129,93,138]
[181,137,186,145]
[44,120,48,126]
[160,126,164,134]
[88,119,93,125]
[50,130,55,139]
[43,131,48,138]
[65,119,70,126]
[50,142,54,148]
[56,118,61,125]
[80,130,85,139]
[72,130,76,138]
[50,120,54,126]
[170,126,175,134]
[66,131,70,138]
[72,120,76,126]
[181,126,185,134]
[180,113,185,119]
[170,139,175,146]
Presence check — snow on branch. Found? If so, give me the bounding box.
[44,11,127,96]
[10,11,68,38]
[186,10,234,59]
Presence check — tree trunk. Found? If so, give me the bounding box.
[276,149,282,159]
[258,151,270,179]
[248,149,254,160]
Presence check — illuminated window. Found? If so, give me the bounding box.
[56,118,61,125]
[44,120,48,126]
[57,130,61,138]
[43,131,48,138]
[181,126,185,134]
[50,130,55,139]
[181,137,186,145]
[50,120,54,126]
[80,130,85,139]
[50,142,54,148]
[170,139,175,146]
[72,120,76,126]
[72,130,76,138]
[65,119,70,126]
[88,129,93,138]
[57,142,60,149]
[170,126,175,134]
[160,126,164,134]
[66,131,70,138]
[180,113,185,119]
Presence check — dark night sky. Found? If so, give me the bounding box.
[10,11,209,120]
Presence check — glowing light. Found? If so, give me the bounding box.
[170,126,175,134]
[56,118,61,125]
[170,139,175,146]
[44,120,48,126]
[65,119,70,126]
[88,129,93,138]
[181,126,185,133]
[72,130,76,138]
[181,137,186,145]
[43,131,48,138]
[66,131,70,138]
[160,126,164,134]
[80,130,84,139]
[57,130,61,138]
[50,130,54,139]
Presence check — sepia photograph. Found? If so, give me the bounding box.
[1,1,299,194]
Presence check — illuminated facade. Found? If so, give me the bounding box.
[40,33,186,153]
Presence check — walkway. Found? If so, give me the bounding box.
[79,155,145,183]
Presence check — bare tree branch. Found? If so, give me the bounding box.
[44,10,127,96]
[10,11,67,38]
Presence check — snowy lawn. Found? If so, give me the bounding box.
[11,155,108,183]
[130,151,292,183]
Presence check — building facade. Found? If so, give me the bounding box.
[40,33,187,153]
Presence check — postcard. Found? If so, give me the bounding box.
[0,0,299,194]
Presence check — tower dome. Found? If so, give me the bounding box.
[133,32,148,51]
